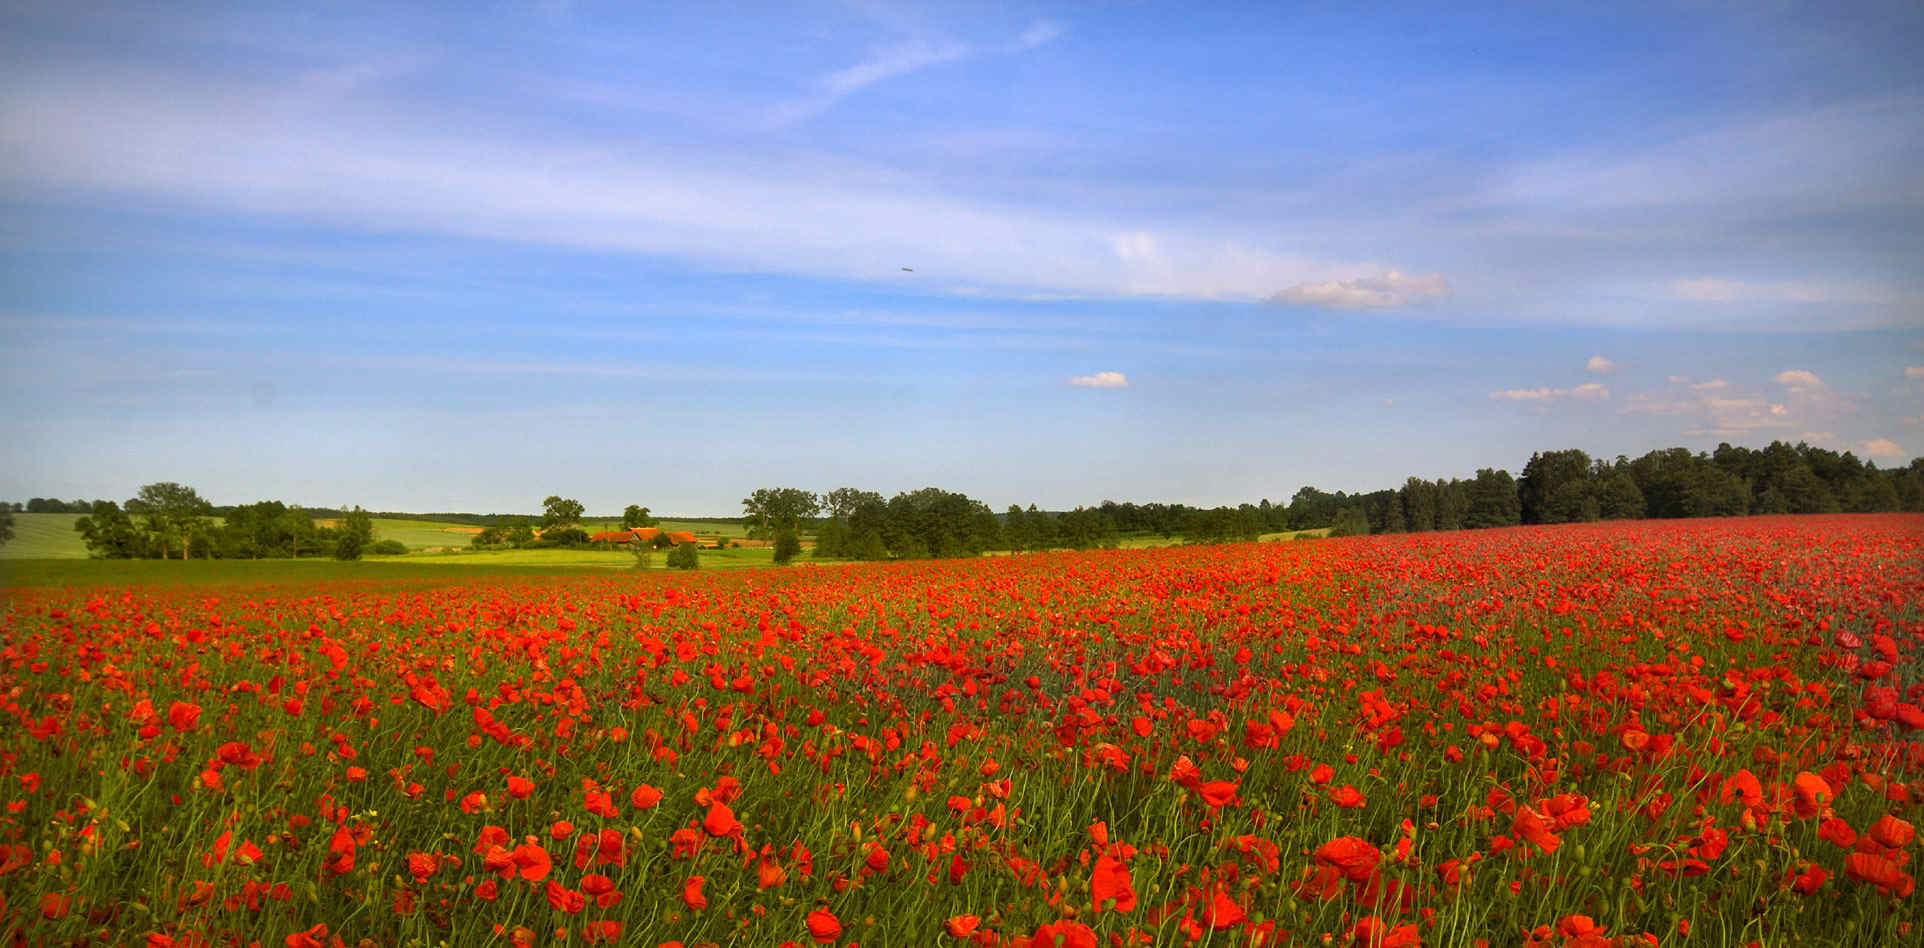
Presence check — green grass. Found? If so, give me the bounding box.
[365,517,483,550]
[1259,527,1332,541]
[0,557,638,591]
[578,518,750,538]
[0,513,89,559]
[394,545,782,570]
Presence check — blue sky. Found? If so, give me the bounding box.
[3,1,1921,515]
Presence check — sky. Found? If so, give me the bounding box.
[2,0,1922,515]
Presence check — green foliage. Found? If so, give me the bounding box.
[1596,473,1646,520]
[772,527,801,564]
[812,520,847,558]
[333,506,374,560]
[540,495,585,529]
[629,543,654,570]
[1326,507,1371,537]
[127,481,214,559]
[0,509,11,548]
[621,504,657,529]
[533,526,592,548]
[1519,450,1593,524]
[665,541,700,570]
[367,539,408,556]
[75,501,147,559]
[1464,468,1523,528]
[741,487,821,538]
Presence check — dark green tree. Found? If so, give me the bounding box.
[74,501,146,558]
[1519,450,1592,524]
[335,506,374,560]
[1595,473,1645,520]
[622,504,657,529]
[742,487,820,538]
[1002,505,1035,552]
[1399,478,1439,532]
[541,496,585,530]
[127,482,213,559]
[0,508,12,548]
[666,541,700,570]
[773,527,801,564]
[1464,469,1522,528]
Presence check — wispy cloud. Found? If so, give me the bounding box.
[1489,383,1608,402]
[1585,355,1617,374]
[1673,278,1898,305]
[0,61,1387,304]
[1068,371,1129,389]
[768,19,1062,128]
[1906,366,1924,379]
[1272,271,1450,310]
[1013,20,1065,51]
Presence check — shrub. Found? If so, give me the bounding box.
[773,528,801,564]
[666,541,700,570]
[368,539,408,556]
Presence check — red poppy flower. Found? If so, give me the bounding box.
[805,908,842,944]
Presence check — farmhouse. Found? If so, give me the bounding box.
[589,527,699,546]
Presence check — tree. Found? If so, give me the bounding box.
[742,488,820,538]
[1002,505,1035,552]
[1595,474,1645,520]
[127,482,213,559]
[1519,450,1592,524]
[666,541,700,570]
[1464,469,1522,528]
[0,508,12,548]
[502,518,535,548]
[1327,507,1370,537]
[773,527,801,565]
[541,496,585,530]
[1399,478,1439,532]
[622,504,657,529]
[74,501,145,558]
[335,506,374,560]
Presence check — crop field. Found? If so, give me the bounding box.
[0,514,1920,946]
[0,514,89,560]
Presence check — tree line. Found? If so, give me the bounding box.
[1288,441,1923,536]
[49,483,386,560]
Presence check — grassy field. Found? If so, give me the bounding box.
[365,517,482,550]
[395,545,783,570]
[0,544,803,590]
[0,513,88,559]
[577,517,749,538]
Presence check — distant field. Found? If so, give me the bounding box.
[0,513,88,559]
[367,517,481,550]
[396,546,782,570]
[1260,527,1332,541]
[578,518,750,538]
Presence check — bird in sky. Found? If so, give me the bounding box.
[900,266,913,272]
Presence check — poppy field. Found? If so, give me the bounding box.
[1,514,1921,947]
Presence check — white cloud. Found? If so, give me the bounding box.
[1689,379,1728,391]
[1667,375,1691,383]
[1489,383,1609,402]
[1068,371,1128,389]
[1773,369,1825,391]
[1862,437,1904,459]
[1014,20,1065,50]
[1906,366,1924,379]
[1672,278,1896,305]
[1273,270,1450,309]
[0,62,1398,304]
[1585,355,1617,374]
